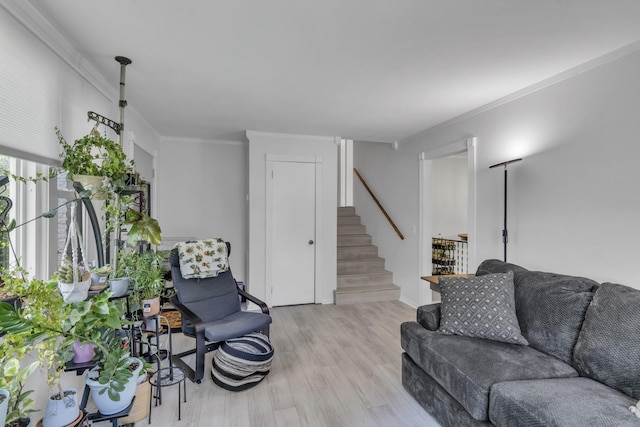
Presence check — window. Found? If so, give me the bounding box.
[0,154,70,278]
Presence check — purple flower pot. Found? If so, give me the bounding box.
[72,339,96,364]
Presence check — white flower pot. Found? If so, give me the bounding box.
[58,277,91,303]
[108,277,130,297]
[85,357,142,415]
[42,389,79,427]
[72,175,109,200]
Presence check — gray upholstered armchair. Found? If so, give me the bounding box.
[169,243,272,383]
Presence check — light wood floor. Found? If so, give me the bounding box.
[129,301,440,427]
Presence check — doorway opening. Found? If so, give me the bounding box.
[418,138,477,305]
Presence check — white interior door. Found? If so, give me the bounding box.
[270,161,316,306]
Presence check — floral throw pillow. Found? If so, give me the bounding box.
[175,238,229,279]
[437,271,528,345]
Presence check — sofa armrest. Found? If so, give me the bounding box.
[417,303,441,331]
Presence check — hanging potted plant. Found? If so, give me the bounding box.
[55,257,91,303]
[56,127,133,199]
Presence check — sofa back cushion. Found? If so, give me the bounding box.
[476,260,598,364]
[573,282,640,400]
[514,271,598,364]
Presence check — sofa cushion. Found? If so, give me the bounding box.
[438,272,528,345]
[475,259,598,364]
[402,353,492,427]
[573,282,640,400]
[490,377,639,427]
[475,259,529,276]
[401,321,578,421]
[513,270,598,365]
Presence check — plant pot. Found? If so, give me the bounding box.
[72,339,96,364]
[58,277,91,303]
[7,416,31,427]
[42,389,79,427]
[141,296,160,317]
[85,357,142,415]
[90,272,109,287]
[72,175,109,200]
[108,277,130,297]
[0,388,9,427]
[118,372,151,424]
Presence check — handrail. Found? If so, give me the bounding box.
[353,168,404,240]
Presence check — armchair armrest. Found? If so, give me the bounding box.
[417,303,441,331]
[169,294,207,337]
[237,288,270,314]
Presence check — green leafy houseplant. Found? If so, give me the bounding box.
[0,336,38,427]
[56,127,133,189]
[129,250,165,310]
[0,274,138,404]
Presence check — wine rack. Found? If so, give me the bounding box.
[432,237,468,275]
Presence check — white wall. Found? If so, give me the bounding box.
[248,131,338,303]
[155,138,248,280]
[355,48,640,306]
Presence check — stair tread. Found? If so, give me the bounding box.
[335,284,400,292]
[338,257,384,262]
[337,271,392,278]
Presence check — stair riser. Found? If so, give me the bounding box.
[337,273,394,288]
[338,235,372,246]
[334,288,401,305]
[338,259,385,275]
[338,225,366,235]
[337,246,378,260]
[338,207,356,216]
[337,216,362,225]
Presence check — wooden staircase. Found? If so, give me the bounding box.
[335,207,401,304]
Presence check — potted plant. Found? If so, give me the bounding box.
[0,277,141,416]
[125,210,162,247]
[56,127,133,199]
[130,250,166,318]
[90,263,112,291]
[0,336,38,427]
[55,257,91,303]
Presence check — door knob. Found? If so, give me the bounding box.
[308,240,314,245]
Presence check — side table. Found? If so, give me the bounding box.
[149,366,186,422]
[421,274,474,293]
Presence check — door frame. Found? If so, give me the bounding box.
[265,154,323,306]
[418,137,477,305]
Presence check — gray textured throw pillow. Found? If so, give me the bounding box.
[438,271,528,345]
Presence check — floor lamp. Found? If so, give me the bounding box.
[489,158,522,262]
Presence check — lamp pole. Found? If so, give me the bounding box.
[489,158,522,262]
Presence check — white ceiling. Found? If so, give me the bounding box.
[23,0,640,143]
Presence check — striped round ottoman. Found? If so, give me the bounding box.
[211,333,274,391]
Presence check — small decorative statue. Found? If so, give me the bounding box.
[630,400,640,418]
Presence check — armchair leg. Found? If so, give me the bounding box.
[171,338,221,384]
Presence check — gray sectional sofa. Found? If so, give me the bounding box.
[401,259,640,426]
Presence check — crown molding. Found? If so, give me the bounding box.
[401,40,640,145]
[246,130,337,143]
[160,136,246,146]
[0,0,116,101]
